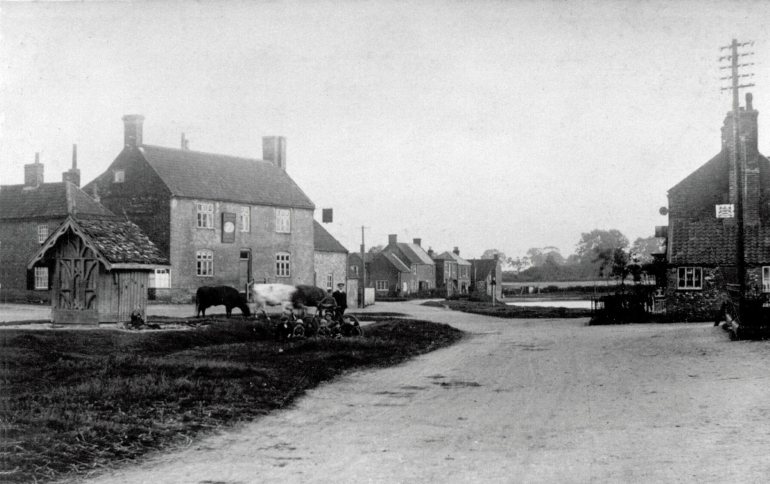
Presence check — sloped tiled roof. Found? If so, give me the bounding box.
[396,243,435,265]
[380,251,411,272]
[469,259,499,279]
[137,145,314,209]
[313,220,348,253]
[76,218,168,265]
[0,182,115,220]
[670,219,770,265]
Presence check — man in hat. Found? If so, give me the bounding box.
[332,282,348,318]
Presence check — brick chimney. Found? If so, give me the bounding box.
[24,153,44,187]
[413,238,421,247]
[263,136,287,170]
[122,115,144,147]
[62,144,81,187]
[453,247,460,255]
[427,247,434,258]
[388,234,398,248]
[724,93,760,225]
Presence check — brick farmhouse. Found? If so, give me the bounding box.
[664,93,770,321]
[83,115,317,302]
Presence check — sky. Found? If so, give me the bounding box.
[2,0,770,261]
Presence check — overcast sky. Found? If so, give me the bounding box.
[2,0,770,260]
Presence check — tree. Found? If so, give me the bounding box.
[526,247,563,267]
[481,249,507,261]
[575,229,629,263]
[630,236,664,265]
[368,245,384,254]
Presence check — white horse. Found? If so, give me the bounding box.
[248,282,297,318]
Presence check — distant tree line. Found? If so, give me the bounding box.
[482,229,665,283]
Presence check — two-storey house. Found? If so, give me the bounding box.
[432,247,471,296]
[83,115,316,302]
[370,234,435,294]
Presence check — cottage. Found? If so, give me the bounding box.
[432,247,471,297]
[664,93,770,321]
[27,216,168,324]
[0,149,115,301]
[313,220,355,306]
[469,255,503,300]
[83,115,316,302]
[369,251,413,295]
[373,234,435,293]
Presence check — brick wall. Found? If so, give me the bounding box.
[169,199,315,302]
[83,148,172,257]
[0,218,62,300]
[314,251,347,292]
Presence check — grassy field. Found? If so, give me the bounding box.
[1,314,463,483]
[423,300,592,319]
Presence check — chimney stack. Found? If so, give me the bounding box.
[413,238,421,247]
[724,93,761,225]
[388,234,398,247]
[263,136,287,171]
[24,152,44,187]
[62,144,81,187]
[428,247,434,258]
[181,133,190,150]
[122,114,145,147]
[453,247,460,255]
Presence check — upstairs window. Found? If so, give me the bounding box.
[113,170,125,183]
[677,267,702,290]
[275,208,291,233]
[276,252,291,277]
[197,202,214,229]
[196,250,213,276]
[37,224,48,244]
[326,274,333,290]
[351,265,359,276]
[240,206,250,232]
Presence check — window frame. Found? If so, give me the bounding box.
[763,267,770,293]
[276,252,291,277]
[326,274,333,291]
[240,206,250,232]
[275,208,291,233]
[113,170,125,183]
[196,249,214,277]
[150,269,170,288]
[196,202,214,229]
[34,267,49,290]
[37,224,48,244]
[677,267,703,290]
[376,280,389,291]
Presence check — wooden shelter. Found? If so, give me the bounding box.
[28,216,168,324]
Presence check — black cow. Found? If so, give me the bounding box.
[195,286,251,318]
[291,285,328,315]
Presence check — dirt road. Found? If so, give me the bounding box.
[80,301,770,484]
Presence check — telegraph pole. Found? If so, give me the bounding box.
[359,226,368,308]
[720,39,754,303]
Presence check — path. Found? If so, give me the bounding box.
[78,301,770,484]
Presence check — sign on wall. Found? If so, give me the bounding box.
[715,204,735,218]
[222,212,236,243]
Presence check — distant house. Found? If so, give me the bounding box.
[432,247,471,297]
[469,255,503,300]
[369,251,413,295]
[0,150,115,301]
[374,234,436,294]
[347,252,373,283]
[663,93,770,321]
[28,216,168,324]
[83,115,316,302]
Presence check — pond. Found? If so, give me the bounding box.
[506,300,593,309]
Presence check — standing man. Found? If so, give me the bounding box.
[333,282,348,318]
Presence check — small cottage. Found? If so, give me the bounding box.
[28,216,168,324]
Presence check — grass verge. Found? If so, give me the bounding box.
[1,316,462,483]
[423,299,592,319]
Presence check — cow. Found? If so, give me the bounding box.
[249,283,298,318]
[291,285,329,316]
[195,286,251,318]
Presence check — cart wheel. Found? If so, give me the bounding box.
[293,322,305,338]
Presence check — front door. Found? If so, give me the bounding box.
[53,233,99,324]
[240,250,252,299]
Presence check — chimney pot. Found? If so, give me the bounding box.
[122,114,145,147]
[25,153,44,186]
[263,136,287,170]
[747,92,754,111]
[453,247,460,255]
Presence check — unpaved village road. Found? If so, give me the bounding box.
[80,301,770,484]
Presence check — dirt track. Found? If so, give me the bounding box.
[79,301,770,484]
